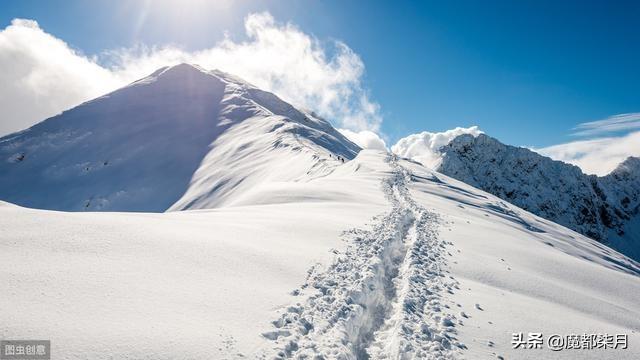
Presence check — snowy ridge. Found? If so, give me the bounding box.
[169,68,360,210]
[262,155,463,359]
[437,134,640,260]
[0,63,359,212]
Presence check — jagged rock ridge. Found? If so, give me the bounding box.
[437,134,640,259]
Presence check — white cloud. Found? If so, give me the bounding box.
[0,13,381,136]
[338,129,387,151]
[572,113,640,137]
[391,126,483,168]
[536,131,640,176]
[0,19,122,135]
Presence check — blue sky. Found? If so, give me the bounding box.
[1,0,639,173]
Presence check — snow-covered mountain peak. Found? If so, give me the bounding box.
[144,62,209,78]
[142,63,255,91]
[0,64,359,212]
[119,63,259,106]
[448,132,492,147]
[437,133,640,260]
[117,63,221,92]
[449,133,583,168]
[610,156,640,179]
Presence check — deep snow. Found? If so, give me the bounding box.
[1,151,639,359]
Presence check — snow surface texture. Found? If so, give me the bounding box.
[437,134,640,261]
[0,64,359,211]
[2,150,639,360]
[261,155,464,359]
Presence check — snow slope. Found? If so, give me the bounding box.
[0,64,359,212]
[437,134,640,261]
[1,150,639,359]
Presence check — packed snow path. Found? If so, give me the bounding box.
[262,155,465,359]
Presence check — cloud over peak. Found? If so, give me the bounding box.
[572,112,640,137]
[0,13,381,136]
[536,130,640,176]
[0,18,121,135]
[533,112,640,176]
[391,126,484,168]
[338,129,387,151]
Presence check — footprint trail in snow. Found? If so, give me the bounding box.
[262,155,466,359]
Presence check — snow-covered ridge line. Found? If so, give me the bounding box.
[436,133,640,260]
[262,155,464,359]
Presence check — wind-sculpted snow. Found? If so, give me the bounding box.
[261,155,465,359]
[437,134,640,261]
[168,73,360,210]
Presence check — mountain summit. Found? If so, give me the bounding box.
[0,64,359,212]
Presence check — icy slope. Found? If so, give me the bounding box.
[1,150,639,359]
[0,64,359,212]
[437,134,640,260]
